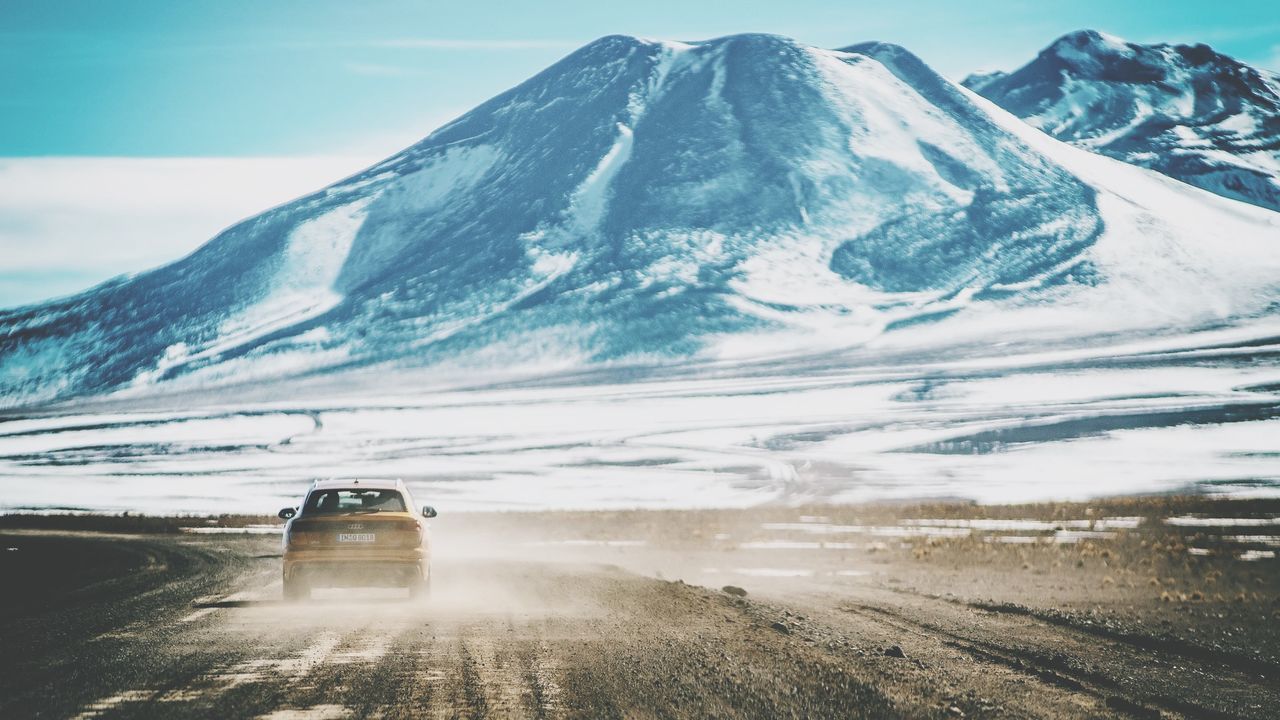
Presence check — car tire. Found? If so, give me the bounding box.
[283,574,310,602]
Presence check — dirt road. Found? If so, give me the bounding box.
[2,498,1277,718]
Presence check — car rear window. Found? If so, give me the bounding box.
[303,489,406,514]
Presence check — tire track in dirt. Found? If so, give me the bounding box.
[959,597,1280,680]
[517,635,559,719]
[455,637,490,719]
[837,600,1252,720]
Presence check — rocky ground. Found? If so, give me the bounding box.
[1,495,1276,718]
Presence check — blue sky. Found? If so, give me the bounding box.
[2,0,1278,306]
[5,0,1279,157]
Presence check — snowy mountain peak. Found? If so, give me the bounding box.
[964,30,1280,212]
[1045,29,1133,65]
[2,32,1280,407]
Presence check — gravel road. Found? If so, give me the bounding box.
[2,498,1277,718]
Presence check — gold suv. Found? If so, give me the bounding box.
[278,479,436,601]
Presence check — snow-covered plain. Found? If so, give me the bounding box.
[2,317,1278,513]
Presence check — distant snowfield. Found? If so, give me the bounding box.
[2,318,1278,514]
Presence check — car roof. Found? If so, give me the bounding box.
[309,478,405,491]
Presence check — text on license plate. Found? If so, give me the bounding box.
[336,533,376,543]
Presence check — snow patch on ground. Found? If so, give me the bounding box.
[130,197,375,387]
[389,145,501,215]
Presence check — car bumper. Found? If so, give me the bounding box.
[284,548,427,587]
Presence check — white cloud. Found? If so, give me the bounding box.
[0,156,378,308]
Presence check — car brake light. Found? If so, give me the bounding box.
[287,524,316,547]
[398,519,422,546]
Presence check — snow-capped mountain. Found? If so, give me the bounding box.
[2,33,1279,407]
[963,30,1280,212]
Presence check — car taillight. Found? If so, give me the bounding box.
[400,519,423,546]
[287,521,316,547]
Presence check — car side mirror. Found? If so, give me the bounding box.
[422,506,438,519]
[278,507,297,520]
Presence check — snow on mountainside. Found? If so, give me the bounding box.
[963,29,1280,212]
[2,33,1280,408]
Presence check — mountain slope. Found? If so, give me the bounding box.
[963,30,1280,212]
[2,33,1279,408]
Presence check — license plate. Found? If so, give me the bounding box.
[336,533,376,543]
